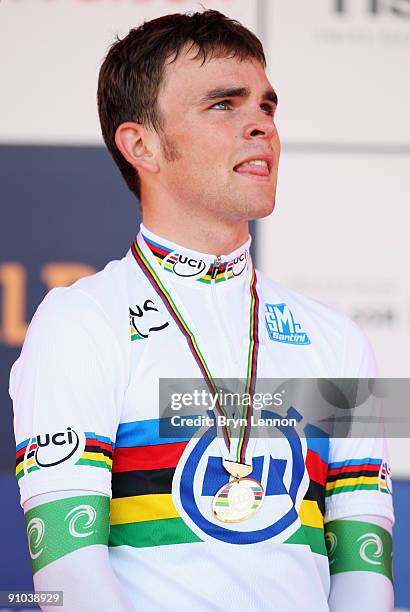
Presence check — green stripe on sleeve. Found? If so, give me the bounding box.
[325,483,379,496]
[25,495,110,574]
[325,519,392,582]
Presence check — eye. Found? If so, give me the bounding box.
[211,100,232,110]
[261,103,276,116]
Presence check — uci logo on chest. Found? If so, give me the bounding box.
[129,299,169,339]
[168,252,207,278]
[172,409,309,545]
[31,427,84,468]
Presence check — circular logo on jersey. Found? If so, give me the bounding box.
[165,252,207,278]
[172,410,309,544]
[28,427,85,468]
[225,251,248,279]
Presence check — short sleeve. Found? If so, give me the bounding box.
[325,316,394,523]
[10,286,126,507]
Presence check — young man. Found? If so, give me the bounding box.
[11,10,393,611]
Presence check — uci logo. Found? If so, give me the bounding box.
[226,251,248,278]
[170,253,207,278]
[129,299,169,339]
[32,427,83,467]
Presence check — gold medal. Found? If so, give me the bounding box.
[222,458,252,479]
[212,477,265,522]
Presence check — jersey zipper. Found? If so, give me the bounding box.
[210,255,241,380]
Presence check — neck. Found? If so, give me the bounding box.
[141,214,249,255]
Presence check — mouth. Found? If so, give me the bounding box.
[233,155,273,180]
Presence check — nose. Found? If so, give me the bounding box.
[243,113,277,141]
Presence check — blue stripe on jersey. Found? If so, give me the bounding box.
[115,417,194,448]
[329,457,382,469]
[84,432,113,445]
[142,234,172,254]
[304,424,329,463]
[16,438,30,452]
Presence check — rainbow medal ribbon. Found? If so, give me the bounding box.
[212,272,264,523]
[131,233,265,522]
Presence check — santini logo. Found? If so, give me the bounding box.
[265,303,311,345]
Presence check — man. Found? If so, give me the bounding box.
[11,10,393,611]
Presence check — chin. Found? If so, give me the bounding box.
[238,182,277,218]
[248,197,276,220]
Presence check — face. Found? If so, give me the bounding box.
[151,48,280,223]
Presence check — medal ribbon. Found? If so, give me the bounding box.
[131,237,260,465]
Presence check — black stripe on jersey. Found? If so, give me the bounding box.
[304,480,325,516]
[149,247,166,260]
[326,469,379,483]
[112,468,174,498]
[84,444,112,458]
[26,450,36,461]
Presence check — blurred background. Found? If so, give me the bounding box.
[1,0,409,609]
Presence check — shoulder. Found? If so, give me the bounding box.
[19,256,131,368]
[10,256,131,399]
[31,256,129,332]
[257,269,376,377]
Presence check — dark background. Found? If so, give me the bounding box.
[1,145,409,609]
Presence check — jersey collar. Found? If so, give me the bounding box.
[133,223,251,287]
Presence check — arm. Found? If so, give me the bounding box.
[326,514,393,612]
[326,317,394,611]
[10,287,131,610]
[24,490,134,612]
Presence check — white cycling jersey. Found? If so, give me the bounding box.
[11,224,393,612]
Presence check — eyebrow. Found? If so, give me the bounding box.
[197,86,278,106]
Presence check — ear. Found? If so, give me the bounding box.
[114,122,159,174]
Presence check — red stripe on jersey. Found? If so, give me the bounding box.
[306,450,328,485]
[16,447,27,461]
[147,243,171,258]
[85,438,113,453]
[327,463,380,477]
[112,441,188,473]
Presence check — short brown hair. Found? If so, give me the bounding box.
[97,10,266,200]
